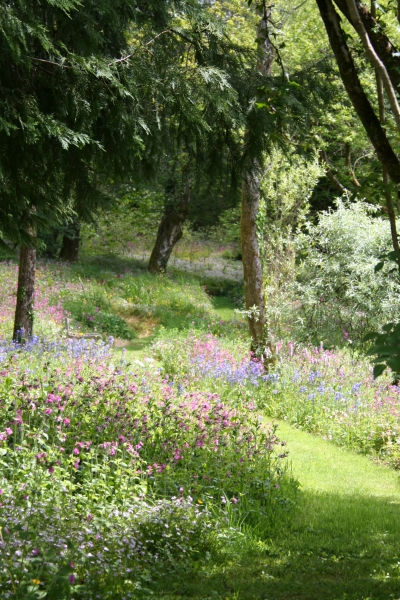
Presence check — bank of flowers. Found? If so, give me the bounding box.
[153,332,400,469]
[0,338,294,599]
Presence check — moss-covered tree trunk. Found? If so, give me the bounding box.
[241,168,267,353]
[13,245,36,341]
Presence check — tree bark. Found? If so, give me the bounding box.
[148,189,190,274]
[13,245,36,342]
[315,0,400,184]
[241,168,267,355]
[59,220,80,262]
[333,0,400,90]
[240,7,274,359]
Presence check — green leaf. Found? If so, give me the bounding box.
[373,364,386,379]
[374,261,384,273]
[363,331,378,342]
[387,357,400,372]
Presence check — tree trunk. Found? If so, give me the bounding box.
[241,168,267,355]
[240,7,274,359]
[59,220,80,262]
[316,0,400,184]
[13,245,36,342]
[333,0,400,91]
[148,189,190,274]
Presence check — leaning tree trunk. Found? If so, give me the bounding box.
[148,189,190,274]
[59,220,80,263]
[13,245,36,342]
[240,7,274,359]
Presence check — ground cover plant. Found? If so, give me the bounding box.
[0,336,296,599]
[0,258,246,344]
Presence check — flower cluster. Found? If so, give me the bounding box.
[154,333,400,469]
[0,494,211,599]
[0,338,295,598]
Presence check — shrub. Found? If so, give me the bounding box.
[292,200,400,347]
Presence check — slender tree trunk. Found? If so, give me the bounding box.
[241,169,267,354]
[13,245,36,341]
[319,149,349,194]
[372,28,400,261]
[148,189,190,273]
[333,0,400,90]
[59,220,80,262]
[240,7,274,359]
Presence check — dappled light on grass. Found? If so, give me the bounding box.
[168,490,400,600]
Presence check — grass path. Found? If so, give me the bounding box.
[236,421,400,600]
[277,419,400,498]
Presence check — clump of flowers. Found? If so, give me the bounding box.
[0,494,212,599]
[0,336,296,598]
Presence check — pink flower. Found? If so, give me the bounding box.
[73,448,80,455]
[231,498,238,504]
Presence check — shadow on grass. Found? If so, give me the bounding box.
[154,490,400,600]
